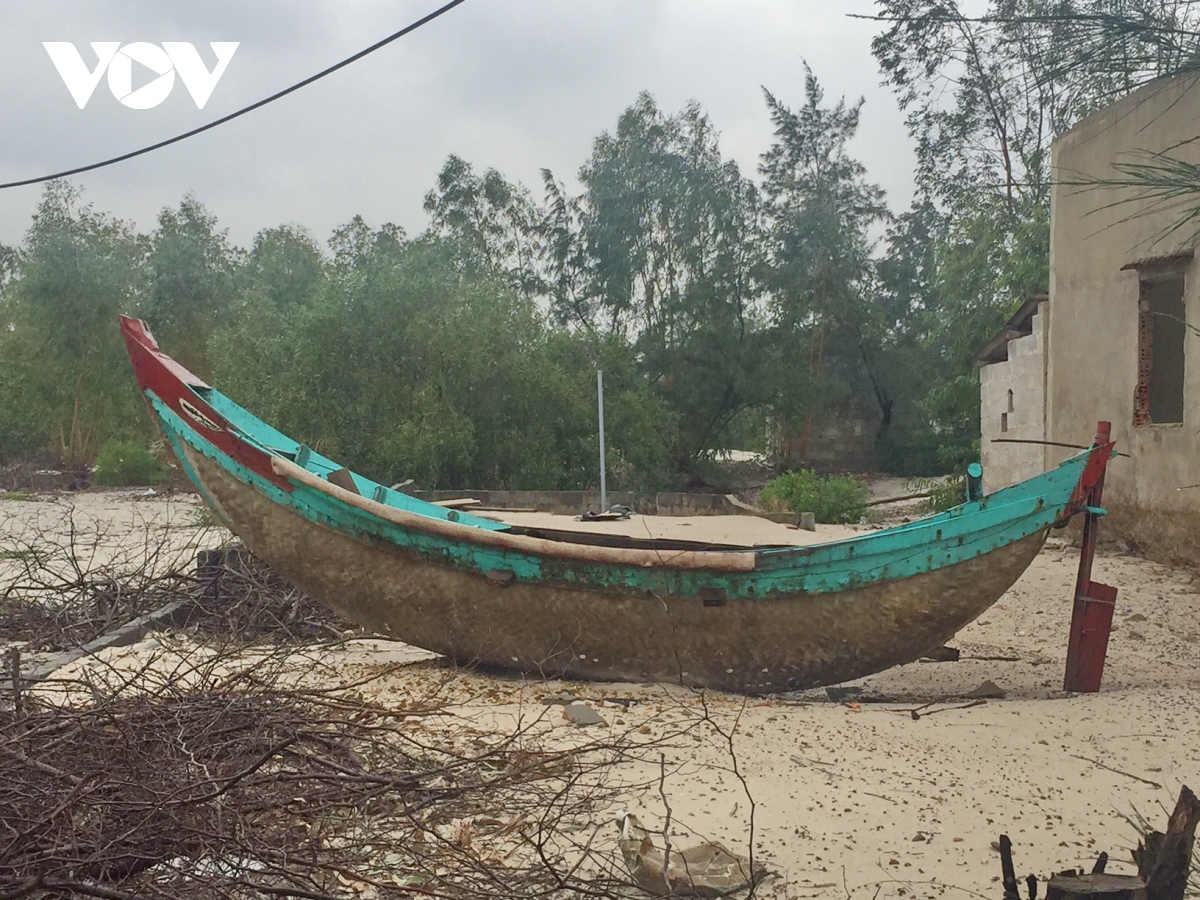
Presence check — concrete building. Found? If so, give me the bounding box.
[983,73,1200,557]
[976,295,1048,490]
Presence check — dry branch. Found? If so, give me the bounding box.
[0,645,669,899]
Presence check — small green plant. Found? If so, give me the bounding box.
[0,490,37,501]
[93,439,167,487]
[905,475,967,513]
[758,469,868,524]
[0,543,44,563]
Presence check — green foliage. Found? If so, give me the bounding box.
[0,318,50,461]
[863,1,1200,470]
[242,225,326,309]
[869,4,1071,472]
[92,439,166,486]
[7,59,1099,483]
[758,469,868,524]
[568,93,769,463]
[0,545,43,560]
[904,475,967,514]
[423,155,543,300]
[210,229,672,491]
[758,69,898,464]
[1,182,149,468]
[874,427,945,478]
[143,195,235,379]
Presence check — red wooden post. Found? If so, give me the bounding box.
[1063,421,1118,693]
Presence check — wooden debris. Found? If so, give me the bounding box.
[1135,785,1200,900]
[1045,873,1146,899]
[999,785,1198,900]
[723,494,801,525]
[920,645,961,662]
[1000,834,1020,900]
[1070,754,1162,789]
[966,679,1007,699]
[616,812,767,897]
[562,702,606,727]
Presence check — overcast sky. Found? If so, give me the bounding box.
[0,1,916,250]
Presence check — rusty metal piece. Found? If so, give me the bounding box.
[1134,287,1153,426]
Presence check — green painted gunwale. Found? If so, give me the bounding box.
[148,383,1096,601]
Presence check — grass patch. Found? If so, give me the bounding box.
[0,547,43,562]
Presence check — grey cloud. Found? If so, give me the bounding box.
[0,0,915,249]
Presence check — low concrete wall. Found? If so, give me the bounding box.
[654,492,731,516]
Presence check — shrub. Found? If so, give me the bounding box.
[905,475,967,513]
[758,469,868,524]
[93,439,166,486]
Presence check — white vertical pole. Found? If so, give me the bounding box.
[597,370,607,511]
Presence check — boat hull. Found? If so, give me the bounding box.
[118,315,1113,695]
[187,447,1046,693]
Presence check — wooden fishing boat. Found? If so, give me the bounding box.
[121,316,1115,694]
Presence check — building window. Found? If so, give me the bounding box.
[1134,275,1186,426]
[1000,412,1008,433]
[1006,389,1014,412]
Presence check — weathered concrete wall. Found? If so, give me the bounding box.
[980,304,1047,489]
[771,409,881,473]
[1049,75,1200,538]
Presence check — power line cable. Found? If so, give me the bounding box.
[0,0,468,191]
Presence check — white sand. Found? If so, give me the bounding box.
[1,488,220,583]
[7,491,1199,898]
[339,539,1200,898]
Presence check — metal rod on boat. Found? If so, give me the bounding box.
[597,370,607,511]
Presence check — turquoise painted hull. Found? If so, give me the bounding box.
[121,316,1114,692]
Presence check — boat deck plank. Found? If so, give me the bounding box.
[484,511,859,547]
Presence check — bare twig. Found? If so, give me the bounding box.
[1071,753,1163,789]
[658,752,674,896]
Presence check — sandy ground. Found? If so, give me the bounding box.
[4,490,1199,898]
[0,488,219,583]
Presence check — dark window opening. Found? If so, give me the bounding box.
[1134,275,1186,426]
[1000,412,1008,433]
[1007,389,1014,412]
